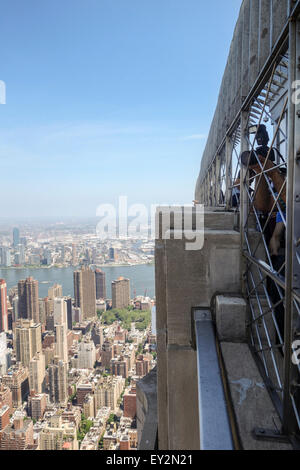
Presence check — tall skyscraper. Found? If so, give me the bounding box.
[0,332,11,375]
[40,297,54,331]
[0,280,8,332]
[53,298,67,327]
[38,299,46,326]
[111,277,130,309]
[48,358,68,405]
[17,244,25,265]
[43,248,52,266]
[12,296,19,322]
[71,244,77,266]
[14,319,42,367]
[0,248,11,267]
[18,278,39,323]
[54,324,68,363]
[73,267,96,320]
[48,284,62,300]
[13,228,20,248]
[109,247,115,261]
[65,297,73,331]
[95,269,106,300]
[29,352,46,394]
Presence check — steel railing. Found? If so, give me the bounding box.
[193,309,234,450]
[198,9,300,444]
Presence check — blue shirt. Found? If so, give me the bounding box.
[276,211,285,223]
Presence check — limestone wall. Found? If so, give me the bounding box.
[155,208,242,449]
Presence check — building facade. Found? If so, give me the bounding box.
[18,278,39,323]
[73,267,96,320]
[111,277,130,309]
[95,269,106,300]
[0,280,8,333]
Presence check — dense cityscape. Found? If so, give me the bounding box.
[2,0,299,456]
[0,223,154,268]
[0,227,156,451]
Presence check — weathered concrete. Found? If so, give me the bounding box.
[241,0,250,98]
[155,206,292,450]
[156,209,243,450]
[164,230,241,346]
[167,346,200,450]
[137,367,158,450]
[221,342,292,450]
[216,295,247,343]
[155,206,236,233]
[259,0,271,69]
[272,0,289,47]
[155,237,168,450]
[249,0,260,89]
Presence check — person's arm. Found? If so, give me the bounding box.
[233,178,240,191]
[252,156,286,206]
[262,159,286,205]
[269,222,285,256]
[253,172,273,212]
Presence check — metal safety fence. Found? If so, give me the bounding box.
[199,9,300,444]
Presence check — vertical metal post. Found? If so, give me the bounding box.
[207,174,209,206]
[225,136,233,209]
[240,113,249,238]
[211,162,216,206]
[292,16,300,301]
[213,159,218,206]
[215,154,221,206]
[209,168,213,207]
[283,13,300,436]
[240,112,249,295]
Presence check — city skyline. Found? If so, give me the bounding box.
[0,0,291,453]
[0,257,156,450]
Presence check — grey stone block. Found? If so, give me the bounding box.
[164,229,241,346]
[216,295,247,342]
[166,345,200,450]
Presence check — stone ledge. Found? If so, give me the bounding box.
[220,342,292,450]
[216,295,247,343]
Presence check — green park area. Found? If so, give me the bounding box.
[98,307,151,331]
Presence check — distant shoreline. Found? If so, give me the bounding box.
[0,261,154,270]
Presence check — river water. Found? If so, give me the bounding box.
[0,264,155,299]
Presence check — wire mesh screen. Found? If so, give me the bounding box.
[241,54,289,420]
[200,33,300,439]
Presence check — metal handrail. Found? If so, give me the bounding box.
[193,309,234,450]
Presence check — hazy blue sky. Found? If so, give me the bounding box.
[0,0,242,218]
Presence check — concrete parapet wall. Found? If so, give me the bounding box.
[155,209,243,450]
